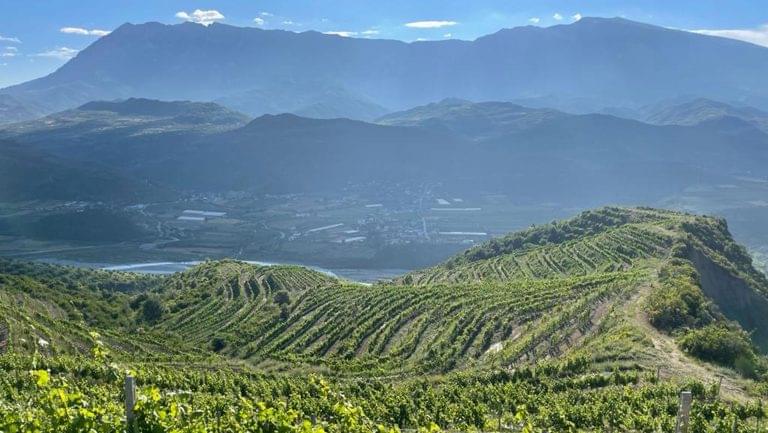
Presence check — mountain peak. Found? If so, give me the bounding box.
[4,15,768,123]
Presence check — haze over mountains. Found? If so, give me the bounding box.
[2,96,767,208]
[645,98,768,133]
[3,17,768,124]
[1,15,768,274]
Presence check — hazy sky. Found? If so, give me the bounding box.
[1,0,767,88]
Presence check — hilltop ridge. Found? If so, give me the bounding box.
[4,207,768,431]
[3,207,768,380]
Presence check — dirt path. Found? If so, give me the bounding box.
[628,279,750,401]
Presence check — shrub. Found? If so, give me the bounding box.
[678,325,755,368]
[210,335,228,352]
[273,290,291,305]
[140,296,167,324]
[646,261,716,331]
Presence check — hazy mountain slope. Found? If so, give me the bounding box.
[4,17,768,120]
[376,98,566,139]
[0,140,164,202]
[0,98,248,169]
[646,98,768,133]
[0,94,46,125]
[5,99,768,204]
[379,100,768,203]
[113,113,471,193]
[215,81,388,121]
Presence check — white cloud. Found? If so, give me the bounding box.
[0,35,21,43]
[282,20,296,25]
[405,20,457,29]
[261,12,273,17]
[553,13,563,21]
[175,9,225,26]
[60,27,110,36]
[361,29,379,35]
[1,47,17,57]
[529,17,541,24]
[691,24,768,48]
[443,33,452,38]
[33,46,78,60]
[324,31,357,37]
[253,17,265,26]
[572,13,583,22]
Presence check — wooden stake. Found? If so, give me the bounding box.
[675,391,692,433]
[125,375,136,427]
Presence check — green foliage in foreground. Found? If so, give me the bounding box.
[2,349,768,433]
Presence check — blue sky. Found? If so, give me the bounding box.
[1,0,767,88]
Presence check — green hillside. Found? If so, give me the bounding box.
[3,207,768,431]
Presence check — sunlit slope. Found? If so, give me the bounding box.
[148,260,338,350]
[0,261,192,357]
[3,207,768,384]
[405,207,768,352]
[145,207,768,376]
[245,271,642,372]
[406,207,766,290]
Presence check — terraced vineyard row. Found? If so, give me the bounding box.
[153,261,336,345]
[243,271,645,372]
[405,222,674,285]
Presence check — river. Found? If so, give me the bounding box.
[37,258,408,284]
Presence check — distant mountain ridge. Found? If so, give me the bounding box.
[78,98,248,122]
[3,17,768,123]
[645,98,768,133]
[377,98,566,139]
[0,140,164,202]
[3,97,768,206]
[214,80,389,121]
[0,95,46,125]
[0,98,248,169]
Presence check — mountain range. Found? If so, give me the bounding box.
[3,17,768,124]
[2,97,767,205]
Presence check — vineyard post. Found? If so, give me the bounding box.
[675,391,692,433]
[717,377,722,399]
[125,375,136,428]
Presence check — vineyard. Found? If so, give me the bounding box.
[3,207,768,431]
